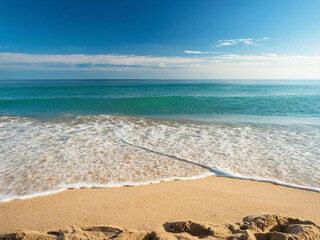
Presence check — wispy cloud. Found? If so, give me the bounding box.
[302,46,320,51]
[0,45,10,49]
[214,37,269,47]
[183,50,217,54]
[0,51,319,79]
[184,50,206,54]
[265,53,277,57]
[0,52,202,67]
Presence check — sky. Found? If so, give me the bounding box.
[0,0,320,79]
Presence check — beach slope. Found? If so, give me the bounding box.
[1,176,320,239]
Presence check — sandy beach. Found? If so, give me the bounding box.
[1,176,320,239]
[2,0,320,238]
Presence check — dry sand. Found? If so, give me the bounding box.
[1,176,320,239]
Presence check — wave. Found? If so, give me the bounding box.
[0,114,320,202]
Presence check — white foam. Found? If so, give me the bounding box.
[209,166,320,192]
[0,172,213,202]
[0,114,320,202]
[1,167,319,203]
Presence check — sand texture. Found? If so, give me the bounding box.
[1,176,320,239]
[1,214,320,239]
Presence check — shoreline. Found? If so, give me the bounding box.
[1,175,320,235]
[0,172,213,203]
[2,168,320,203]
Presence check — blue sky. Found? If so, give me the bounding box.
[0,0,319,79]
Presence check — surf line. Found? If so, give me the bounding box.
[119,138,320,193]
[120,138,212,171]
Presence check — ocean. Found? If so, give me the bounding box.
[0,79,320,201]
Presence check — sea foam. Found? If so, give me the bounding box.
[0,114,319,201]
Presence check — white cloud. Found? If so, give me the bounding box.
[303,46,320,50]
[0,46,10,48]
[214,37,269,47]
[184,50,221,54]
[218,42,234,46]
[0,52,202,66]
[184,50,208,54]
[265,53,277,57]
[0,51,319,79]
[0,64,149,72]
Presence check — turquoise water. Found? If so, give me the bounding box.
[0,80,320,201]
[1,80,320,122]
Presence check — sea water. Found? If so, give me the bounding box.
[0,79,319,201]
